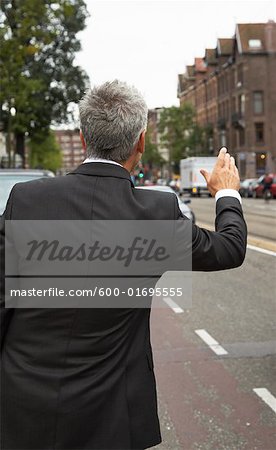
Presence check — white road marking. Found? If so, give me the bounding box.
[163,297,184,314]
[253,388,276,413]
[195,329,228,356]
[247,244,276,257]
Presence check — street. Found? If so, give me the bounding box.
[1,0,276,448]
[190,197,276,244]
[152,198,276,449]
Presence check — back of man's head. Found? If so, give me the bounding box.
[79,80,148,163]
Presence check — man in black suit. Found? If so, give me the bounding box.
[0,80,247,449]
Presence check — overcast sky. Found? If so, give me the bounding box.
[75,0,276,109]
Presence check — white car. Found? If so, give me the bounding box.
[0,169,55,215]
[137,185,195,223]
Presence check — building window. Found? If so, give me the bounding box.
[61,136,71,142]
[231,70,235,89]
[221,76,225,94]
[255,123,264,143]
[225,73,229,91]
[218,77,222,96]
[232,130,237,148]
[238,94,245,117]
[256,152,266,175]
[249,39,262,49]
[219,130,226,147]
[253,91,264,114]
[239,128,245,147]
[237,64,243,85]
[223,101,226,119]
[225,100,229,119]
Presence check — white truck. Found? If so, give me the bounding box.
[180,157,217,196]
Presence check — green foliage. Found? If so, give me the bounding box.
[29,131,62,172]
[0,0,89,145]
[142,126,164,166]
[158,103,210,163]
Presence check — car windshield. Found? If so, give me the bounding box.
[0,174,44,214]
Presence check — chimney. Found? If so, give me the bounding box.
[265,20,276,53]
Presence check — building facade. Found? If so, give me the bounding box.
[148,108,171,177]
[178,21,276,178]
[54,129,85,172]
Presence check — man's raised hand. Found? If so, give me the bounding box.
[200,147,240,197]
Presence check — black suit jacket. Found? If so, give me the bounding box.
[0,163,247,449]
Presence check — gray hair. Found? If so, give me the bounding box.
[79,80,148,162]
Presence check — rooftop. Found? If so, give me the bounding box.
[194,58,207,72]
[205,48,217,65]
[217,38,234,56]
[236,21,276,53]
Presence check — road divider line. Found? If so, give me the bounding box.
[253,388,276,413]
[247,244,276,257]
[163,297,184,314]
[195,329,228,356]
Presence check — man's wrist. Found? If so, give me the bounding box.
[215,189,242,204]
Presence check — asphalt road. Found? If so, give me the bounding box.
[151,198,276,450]
[190,197,276,243]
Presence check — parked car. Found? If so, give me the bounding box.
[137,185,196,223]
[252,173,276,198]
[156,178,167,186]
[0,169,55,215]
[239,178,258,198]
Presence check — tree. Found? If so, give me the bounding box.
[0,0,89,166]
[158,103,209,169]
[28,130,62,173]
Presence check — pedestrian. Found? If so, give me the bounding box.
[262,172,273,198]
[0,80,247,449]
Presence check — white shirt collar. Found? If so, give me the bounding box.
[83,157,123,168]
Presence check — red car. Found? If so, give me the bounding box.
[253,173,276,198]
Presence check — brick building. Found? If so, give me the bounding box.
[148,108,170,165]
[178,21,276,178]
[54,129,85,172]
[148,108,174,178]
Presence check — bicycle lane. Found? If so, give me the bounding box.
[150,308,276,450]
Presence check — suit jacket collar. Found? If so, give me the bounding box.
[69,162,134,187]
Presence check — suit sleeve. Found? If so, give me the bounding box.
[0,188,15,351]
[175,196,247,271]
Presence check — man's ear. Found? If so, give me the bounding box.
[137,130,146,155]
[80,130,86,150]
